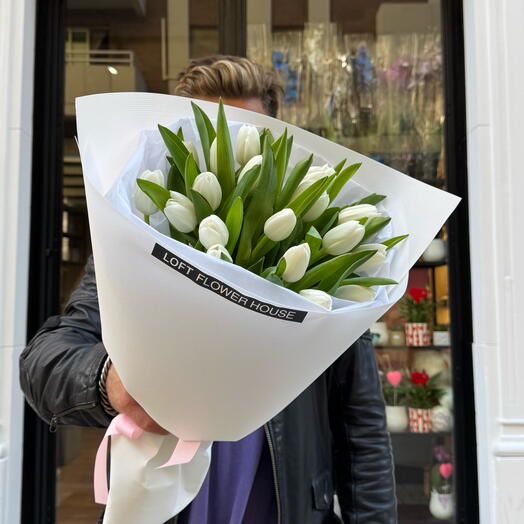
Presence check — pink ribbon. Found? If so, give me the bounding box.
[94,414,201,505]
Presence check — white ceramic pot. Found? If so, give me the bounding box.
[385,405,409,432]
[429,490,454,519]
[433,330,451,346]
[431,405,453,432]
[389,330,405,347]
[422,239,447,263]
[371,322,389,346]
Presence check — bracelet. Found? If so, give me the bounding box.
[99,356,119,417]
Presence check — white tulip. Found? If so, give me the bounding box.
[290,179,314,201]
[302,191,330,222]
[303,164,335,184]
[206,244,233,262]
[335,285,377,303]
[282,243,311,283]
[299,289,333,310]
[353,243,387,271]
[238,154,263,182]
[193,171,222,210]
[164,192,197,233]
[134,169,165,216]
[236,124,260,166]
[264,209,297,241]
[322,220,365,256]
[183,140,199,162]
[199,214,229,249]
[210,137,217,173]
[338,204,380,224]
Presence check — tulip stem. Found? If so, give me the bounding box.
[144,214,150,225]
[310,248,327,265]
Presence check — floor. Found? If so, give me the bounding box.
[56,427,105,524]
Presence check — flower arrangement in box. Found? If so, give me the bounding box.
[381,370,409,432]
[406,371,444,432]
[400,287,434,346]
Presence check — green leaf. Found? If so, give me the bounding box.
[362,216,392,242]
[225,196,244,253]
[288,175,333,217]
[168,223,196,245]
[189,189,213,222]
[382,234,409,250]
[350,193,387,206]
[275,257,287,277]
[176,127,184,140]
[289,251,376,292]
[285,136,293,172]
[275,154,313,211]
[311,206,340,236]
[216,98,236,198]
[260,128,274,150]
[266,272,284,287]
[166,156,175,166]
[218,164,260,218]
[167,165,185,194]
[247,256,265,275]
[235,139,276,266]
[305,226,322,253]
[136,179,171,210]
[274,128,289,192]
[191,101,216,171]
[327,163,361,202]
[317,251,377,294]
[250,235,277,264]
[184,154,199,196]
[261,265,276,278]
[158,125,190,175]
[333,158,347,174]
[341,276,398,287]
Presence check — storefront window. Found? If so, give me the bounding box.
[248,1,454,522]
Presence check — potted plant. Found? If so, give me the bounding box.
[429,449,454,519]
[389,322,405,346]
[433,324,451,347]
[382,370,408,432]
[406,371,444,432]
[400,287,433,346]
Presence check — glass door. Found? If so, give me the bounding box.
[247,1,472,522]
[58,1,219,522]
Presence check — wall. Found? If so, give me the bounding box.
[0,1,36,523]
[463,0,524,522]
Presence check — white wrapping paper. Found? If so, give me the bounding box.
[76,93,459,522]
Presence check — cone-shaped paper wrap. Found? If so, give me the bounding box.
[76,93,459,441]
[76,93,459,523]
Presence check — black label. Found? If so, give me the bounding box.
[151,243,307,323]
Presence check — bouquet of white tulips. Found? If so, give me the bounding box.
[76,93,459,524]
[134,100,408,311]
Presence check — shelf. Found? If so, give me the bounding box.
[374,345,450,350]
[391,431,452,437]
[414,260,448,268]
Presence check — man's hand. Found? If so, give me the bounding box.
[106,363,168,435]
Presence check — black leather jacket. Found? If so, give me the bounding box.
[20,256,397,523]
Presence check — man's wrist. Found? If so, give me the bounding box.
[98,356,119,417]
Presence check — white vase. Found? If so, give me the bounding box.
[429,490,454,519]
[431,405,453,432]
[433,330,451,346]
[385,405,409,432]
[422,239,447,263]
[371,322,389,346]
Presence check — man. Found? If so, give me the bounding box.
[20,55,396,523]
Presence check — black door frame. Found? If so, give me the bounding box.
[23,0,65,522]
[23,1,478,522]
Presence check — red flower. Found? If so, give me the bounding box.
[408,287,428,304]
[411,371,429,386]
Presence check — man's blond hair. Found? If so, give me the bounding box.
[173,55,282,117]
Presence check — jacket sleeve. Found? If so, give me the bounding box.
[328,332,397,523]
[19,256,112,428]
